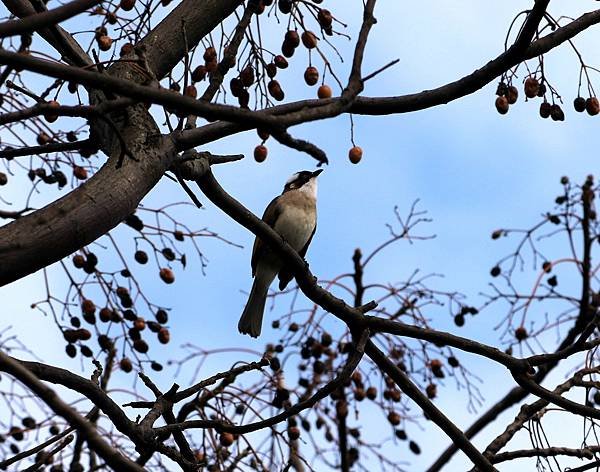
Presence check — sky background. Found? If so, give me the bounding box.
[2,0,600,470]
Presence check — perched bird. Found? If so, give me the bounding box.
[238,169,322,337]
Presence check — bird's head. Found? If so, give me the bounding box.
[283,169,323,193]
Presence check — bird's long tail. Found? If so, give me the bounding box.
[238,266,277,337]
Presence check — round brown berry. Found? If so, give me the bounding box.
[43,101,60,123]
[73,166,88,180]
[120,357,133,372]
[304,66,319,86]
[524,77,539,99]
[515,326,528,341]
[506,85,518,104]
[317,84,332,99]
[574,96,586,113]
[219,432,234,447]
[586,97,600,116]
[348,146,362,164]
[120,0,135,10]
[158,327,170,344]
[539,101,551,119]
[267,80,284,101]
[97,35,113,51]
[159,268,175,284]
[301,31,318,49]
[254,145,268,162]
[495,96,509,115]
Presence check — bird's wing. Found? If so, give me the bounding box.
[278,223,316,290]
[251,196,281,277]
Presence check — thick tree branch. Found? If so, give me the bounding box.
[137,0,242,80]
[3,0,92,66]
[0,0,100,38]
[0,352,144,472]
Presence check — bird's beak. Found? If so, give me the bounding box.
[312,169,323,178]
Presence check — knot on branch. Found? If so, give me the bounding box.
[173,150,244,182]
[172,150,210,181]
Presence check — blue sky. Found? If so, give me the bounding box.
[2,1,600,470]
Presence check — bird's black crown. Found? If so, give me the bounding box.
[283,169,322,192]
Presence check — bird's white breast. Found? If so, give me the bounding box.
[274,191,317,251]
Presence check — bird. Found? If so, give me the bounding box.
[238,169,322,337]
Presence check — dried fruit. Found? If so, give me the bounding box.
[539,101,551,119]
[158,327,170,344]
[524,77,539,98]
[254,145,268,162]
[184,85,197,98]
[387,411,401,426]
[238,89,250,108]
[574,96,586,113]
[506,85,518,104]
[75,329,90,341]
[240,66,255,87]
[203,47,217,63]
[73,254,85,268]
[133,339,148,353]
[219,432,235,447]
[285,30,300,48]
[495,96,509,115]
[281,41,295,58]
[73,166,88,180]
[37,132,50,145]
[43,101,60,123]
[267,80,284,101]
[65,344,76,358]
[304,66,319,86]
[81,299,96,316]
[550,104,565,121]
[425,383,437,399]
[191,65,207,82]
[348,146,362,164]
[266,62,277,78]
[317,9,333,28]
[274,55,288,69]
[120,357,133,372]
[133,317,146,331]
[134,250,148,264]
[301,31,318,49]
[159,268,175,284]
[515,326,528,341]
[120,0,135,10]
[99,307,112,322]
[97,35,113,51]
[317,84,332,99]
[229,78,243,97]
[156,309,168,324]
[409,440,421,455]
[586,97,600,116]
